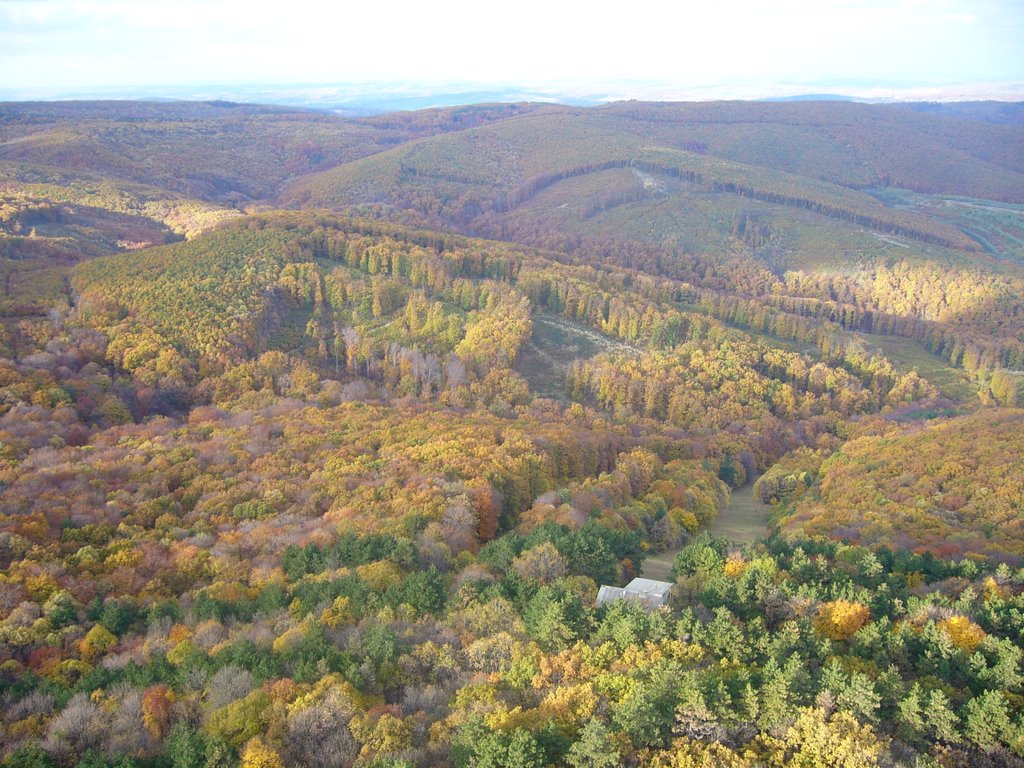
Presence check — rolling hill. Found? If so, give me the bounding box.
[0,100,555,203]
[775,408,1024,561]
[281,101,1024,268]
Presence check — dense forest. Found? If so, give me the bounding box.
[0,99,1023,768]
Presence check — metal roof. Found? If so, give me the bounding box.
[624,577,674,596]
[595,577,674,609]
[595,585,627,606]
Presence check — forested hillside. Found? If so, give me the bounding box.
[773,409,1024,560]
[1,100,1023,768]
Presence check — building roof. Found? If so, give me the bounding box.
[624,577,674,596]
[595,585,626,606]
[595,577,674,609]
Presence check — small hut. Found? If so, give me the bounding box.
[596,577,673,610]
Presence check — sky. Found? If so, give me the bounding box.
[1,0,1022,102]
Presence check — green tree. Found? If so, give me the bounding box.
[924,689,961,745]
[613,678,676,749]
[1,744,54,768]
[524,588,584,652]
[566,718,620,768]
[963,690,1013,752]
[166,724,208,768]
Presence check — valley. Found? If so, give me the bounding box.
[0,98,1021,768]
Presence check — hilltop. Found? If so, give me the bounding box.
[282,101,1024,264]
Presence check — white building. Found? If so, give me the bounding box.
[596,577,674,610]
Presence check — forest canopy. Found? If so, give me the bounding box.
[0,99,1022,768]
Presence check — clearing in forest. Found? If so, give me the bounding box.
[641,481,769,581]
[515,313,636,399]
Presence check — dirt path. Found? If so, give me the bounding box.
[639,480,769,581]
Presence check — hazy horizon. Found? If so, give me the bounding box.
[2,0,1022,110]
[1,79,1023,115]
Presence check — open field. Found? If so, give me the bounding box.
[708,480,770,543]
[853,332,979,401]
[515,313,636,398]
[641,480,769,580]
[871,188,1024,264]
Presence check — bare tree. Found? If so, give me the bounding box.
[512,542,568,584]
[205,665,255,710]
[445,353,467,391]
[43,693,106,762]
[284,688,358,768]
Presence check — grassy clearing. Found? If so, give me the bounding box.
[641,481,769,580]
[726,323,811,355]
[639,550,678,582]
[853,332,978,402]
[515,313,635,399]
[264,306,313,354]
[708,481,770,543]
[874,189,1024,266]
